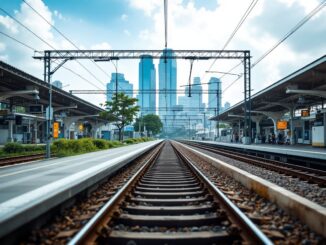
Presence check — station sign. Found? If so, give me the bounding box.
[29,104,43,113]
[301,109,310,117]
[277,120,287,130]
[53,122,59,138]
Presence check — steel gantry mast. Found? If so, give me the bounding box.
[34,49,252,158]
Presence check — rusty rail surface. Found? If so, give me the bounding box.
[0,153,47,167]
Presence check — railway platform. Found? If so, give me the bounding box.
[0,140,162,238]
[192,140,326,160]
[189,140,326,169]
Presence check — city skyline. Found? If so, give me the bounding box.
[1,1,324,109]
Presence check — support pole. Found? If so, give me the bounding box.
[243,51,251,144]
[45,51,52,158]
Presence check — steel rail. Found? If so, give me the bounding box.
[185,141,326,186]
[68,142,163,245]
[172,142,273,244]
[0,153,48,166]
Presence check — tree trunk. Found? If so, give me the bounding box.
[118,127,122,141]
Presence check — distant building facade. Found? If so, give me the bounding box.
[138,55,156,115]
[158,49,177,114]
[106,73,133,102]
[52,80,62,89]
[158,49,177,131]
[222,101,231,112]
[208,77,221,115]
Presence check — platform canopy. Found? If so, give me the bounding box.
[211,55,326,122]
[0,61,104,117]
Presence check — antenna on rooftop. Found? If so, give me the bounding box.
[164,0,168,48]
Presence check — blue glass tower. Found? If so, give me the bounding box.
[158,49,177,126]
[208,77,221,115]
[138,55,156,115]
[106,73,133,102]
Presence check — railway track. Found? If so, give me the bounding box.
[0,153,47,167]
[182,141,326,186]
[68,141,272,244]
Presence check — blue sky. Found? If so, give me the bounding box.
[0,0,325,107]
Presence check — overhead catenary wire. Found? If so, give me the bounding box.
[251,0,326,68]
[0,30,104,90]
[222,0,326,94]
[205,0,259,77]
[0,7,105,88]
[21,0,110,80]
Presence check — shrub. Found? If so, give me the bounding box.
[53,139,69,151]
[79,138,97,152]
[3,142,24,153]
[123,138,134,144]
[93,139,109,149]
[23,145,45,152]
[111,141,123,147]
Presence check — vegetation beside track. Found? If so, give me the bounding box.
[0,138,154,158]
[0,143,45,158]
[52,137,154,157]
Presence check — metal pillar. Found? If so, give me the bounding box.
[44,51,52,158]
[290,108,295,145]
[188,117,191,139]
[243,51,251,144]
[216,85,221,139]
[203,112,206,140]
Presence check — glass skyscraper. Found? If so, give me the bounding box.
[158,48,177,129]
[106,73,133,102]
[208,77,221,115]
[138,55,156,115]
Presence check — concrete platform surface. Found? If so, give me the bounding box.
[191,140,326,161]
[0,140,162,237]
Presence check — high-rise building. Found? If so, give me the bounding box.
[178,77,205,115]
[138,55,156,115]
[52,80,62,89]
[106,73,133,102]
[208,77,221,115]
[158,49,177,119]
[190,77,205,111]
[223,101,231,112]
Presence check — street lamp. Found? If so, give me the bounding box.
[94,57,120,102]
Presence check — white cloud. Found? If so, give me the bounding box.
[121,14,128,21]
[0,15,19,33]
[91,42,112,49]
[129,0,326,106]
[54,10,65,20]
[128,0,162,16]
[0,0,107,106]
[0,42,6,52]
[124,29,131,36]
[138,29,150,40]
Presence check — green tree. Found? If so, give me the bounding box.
[134,114,163,136]
[100,93,139,141]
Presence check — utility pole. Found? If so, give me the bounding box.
[203,112,206,140]
[188,117,191,139]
